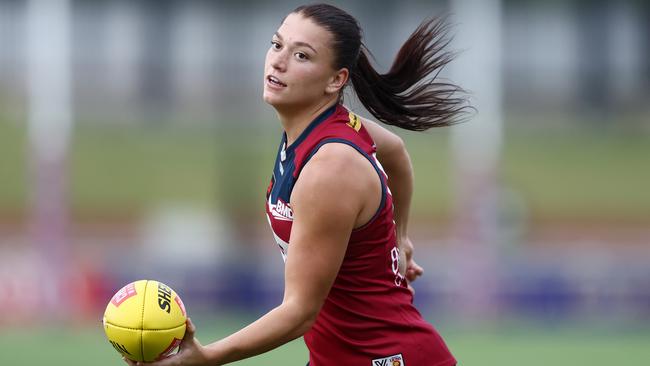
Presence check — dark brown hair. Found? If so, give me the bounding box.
[293,3,472,131]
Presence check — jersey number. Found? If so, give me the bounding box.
[390,247,405,286]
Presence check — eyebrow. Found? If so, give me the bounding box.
[274,32,318,54]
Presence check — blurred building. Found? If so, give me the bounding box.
[1,0,648,126]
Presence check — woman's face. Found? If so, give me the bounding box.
[263,12,341,110]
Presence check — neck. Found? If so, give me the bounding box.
[276,97,339,146]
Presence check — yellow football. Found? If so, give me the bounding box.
[103,280,187,362]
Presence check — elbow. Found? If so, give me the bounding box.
[296,305,319,334]
[282,299,320,336]
[298,312,318,335]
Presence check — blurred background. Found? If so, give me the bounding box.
[0,0,649,365]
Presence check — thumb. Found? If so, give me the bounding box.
[405,260,424,282]
[184,318,196,341]
[407,283,416,296]
[409,260,424,275]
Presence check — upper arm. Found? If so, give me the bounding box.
[282,143,375,318]
[361,117,406,161]
[359,117,414,241]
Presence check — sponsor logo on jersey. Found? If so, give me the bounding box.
[347,112,362,131]
[266,214,290,262]
[372,353,404,366]
[269,198,293,221]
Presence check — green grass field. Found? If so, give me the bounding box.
[1,317,648,365]
[1,119,648,365]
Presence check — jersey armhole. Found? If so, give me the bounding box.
[297,138,387,231]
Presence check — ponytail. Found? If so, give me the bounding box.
[293,4,472,131]
[351,18,471,131]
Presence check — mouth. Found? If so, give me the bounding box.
[266,75,287,88]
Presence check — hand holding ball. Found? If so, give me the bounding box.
[103,280,187,362]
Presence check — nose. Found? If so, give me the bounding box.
[269,49,287,72]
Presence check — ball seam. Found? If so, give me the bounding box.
[103,322,186,332]
[141,280,148,360]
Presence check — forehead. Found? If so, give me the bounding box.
[277,12,332,51]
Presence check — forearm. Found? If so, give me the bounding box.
[203,301,314,365]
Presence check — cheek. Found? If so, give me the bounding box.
[292,64,329,91]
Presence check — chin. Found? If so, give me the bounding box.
[263,92,291,109]
[262,93,280,106]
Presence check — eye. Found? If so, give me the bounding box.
[294,52,308,61]
[270,40,281,50]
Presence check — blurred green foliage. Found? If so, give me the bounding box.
[0,120,27,211]
[0,119,648,221]
[502,129,650,220]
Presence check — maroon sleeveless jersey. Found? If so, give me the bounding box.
[265,104,456,366]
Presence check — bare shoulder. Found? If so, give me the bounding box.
[358,115,382,135]
[292,142,376,208]
[291,141,383,229]
[298,142,373,188]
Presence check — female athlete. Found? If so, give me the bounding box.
[127,3,470,366]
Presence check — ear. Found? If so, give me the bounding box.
[325,68,349,94]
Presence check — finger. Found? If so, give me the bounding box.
[137,355,175,366]
[407,283,416,296]
[186,317,197,336]
[406,269,422,282]
[406,264,424,282]
[125,357,140,366]
[406,269,417,282]
[142,358,172,366]
[409,260,424,276]
[178,318,198,354]
[181,318,196,345]
[122,357,144,366]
